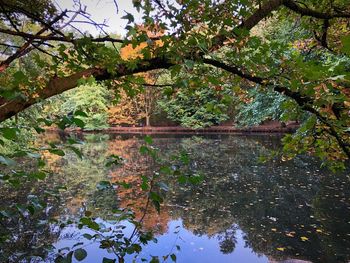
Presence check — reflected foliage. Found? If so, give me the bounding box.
[1,134,350,262]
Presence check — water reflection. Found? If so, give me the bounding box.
[1,133,349,262]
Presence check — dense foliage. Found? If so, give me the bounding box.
[236,87,290,127]
[159,85,231,128]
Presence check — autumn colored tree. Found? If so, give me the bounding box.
[106,25,165,126]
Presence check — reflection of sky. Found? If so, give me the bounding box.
[55,219,267,262]
[141,220,267,263]
[54,0,143,36]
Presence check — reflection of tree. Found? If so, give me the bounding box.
[148,135,350,263]
[217,225,238,254]
[0,170,61,262]
[0,133,116,261]
[107,136,171,234]
[2,133,349,262]
[42,133,116,218]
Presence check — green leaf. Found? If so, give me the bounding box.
[141,175,149,191]
[121,12,134,23]
[72,118,85,128]
[179,151,190,165]
[80,217,100,230]
[13,70,28,85]
[68,146,83,159]
[27,205,35,215]
[74,248,87,261]
[178,175,187,184]
[139,145,149,154]
[341,35,350,55]
[116,181,131,189]
[83,233,93,240]
[49,149,65,156]
[54,256,66,263]
[188,174,204,184]
[102,258,116,263]
[160,166,172,175]
[74,110,88,117]
[150,192,163,202]
[150,256,160,263]
[144,135,153,144]
[170,254,177,262]
[1,127,18,140]
[34,126,46,133]
[30,171,47,180]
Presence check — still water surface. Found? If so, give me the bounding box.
[2,133,350,262]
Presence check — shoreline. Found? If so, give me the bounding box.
[46,123,299,134]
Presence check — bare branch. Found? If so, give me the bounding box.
[0,28,125,43]
[0,11,67,72]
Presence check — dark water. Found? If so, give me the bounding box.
[1,133,350,263]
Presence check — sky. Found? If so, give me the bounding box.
[54,0,143,36]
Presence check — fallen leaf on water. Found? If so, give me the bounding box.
[301,236,309,241]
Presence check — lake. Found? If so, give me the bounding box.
[1,133,350,263]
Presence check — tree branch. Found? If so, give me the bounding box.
[202,58,350,159]
[0,57,173,122]
[0,28,125,44]
[282,0,350,19]
[0,11,66,72]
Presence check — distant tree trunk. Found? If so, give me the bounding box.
[145,115,150,126]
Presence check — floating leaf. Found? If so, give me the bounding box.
[300,236,309,241]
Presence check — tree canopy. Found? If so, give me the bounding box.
[0,0,349,167]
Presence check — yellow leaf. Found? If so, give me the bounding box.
[316,229,323,233]
[276,247,285,251]
[300,236,309,241]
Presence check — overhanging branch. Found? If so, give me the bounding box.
[283,0,350,19]
[0,57,173,122]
